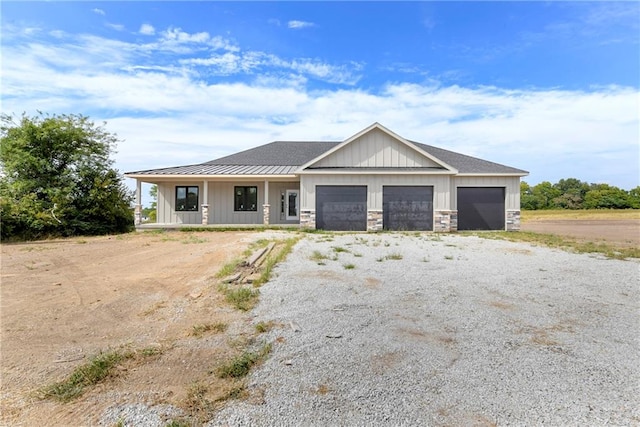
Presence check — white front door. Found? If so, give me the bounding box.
[285,189,299,220]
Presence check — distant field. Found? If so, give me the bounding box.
[521,209,640,222]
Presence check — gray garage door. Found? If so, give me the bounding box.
[383,186,433,231]
[457,187,505,230]
[316,186,367,231]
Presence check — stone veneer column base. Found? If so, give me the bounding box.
[262,204,270,225]
[201,204,209,225]
[134,204,142,226]
[434,210,457,232]
[506,209,521,231]
[367,210,383,231]
[300,209,316,229]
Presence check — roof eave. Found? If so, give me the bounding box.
[296,169,457,175]
[455,172,529,177]
[124,173,299,180]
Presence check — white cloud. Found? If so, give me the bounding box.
[92,8,105,16]
[106,23,125,32]
[288,20,315,29]
[139,24,155,35]
[1,25,637,193]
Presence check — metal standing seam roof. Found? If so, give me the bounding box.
[125,139,527,176]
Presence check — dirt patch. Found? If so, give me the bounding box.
[521,219,640,248]
[0,231,264,425]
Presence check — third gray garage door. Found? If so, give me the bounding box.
[383,186,433,231]
[457,187,505,230]
[316,186,367,231]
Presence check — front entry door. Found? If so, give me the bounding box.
[285,190,299,220]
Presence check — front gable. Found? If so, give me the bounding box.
[299,123,456,172]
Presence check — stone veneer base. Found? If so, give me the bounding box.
[506,210,521,231]
[300,209,316,229]
[262,204,270,225]
[367,210,383,231]
[434,210,458,232]
[201,204,209,225]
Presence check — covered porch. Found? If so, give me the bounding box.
[132,177,301,227]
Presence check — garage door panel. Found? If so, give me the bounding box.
[383,186,433,231]
[316,186,367,231]
[457,187,505,230]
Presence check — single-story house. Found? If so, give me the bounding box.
[125,123,528,232]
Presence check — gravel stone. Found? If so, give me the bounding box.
[210,233,640,426]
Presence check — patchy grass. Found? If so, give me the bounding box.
[253,237,300,286]
[216,342,272,379]
[191,322,228,338]
[219,285,259,311]
[255,321,275,333]
[181,235,208,244]
[385,252,403,260]
[309,250,329,262]
[343,263,356,270]
[39,346,162,402]
[474,231,640,260]
[40,350,131,402]
[444,255,454,260]
[522,209,640,222]
[243,239,270,257]
[332,246,349,253]
[215,258,243,279]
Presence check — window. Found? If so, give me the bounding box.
[176,186,199,211]
[234,186,257,211]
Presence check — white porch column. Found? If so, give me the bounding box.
[263,180,270,225]
[201,180,209,225]
[134,179,142,226]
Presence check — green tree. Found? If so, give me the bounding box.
[148,184,157,222]
[628,186,640,209]
[0,113,133,240]
[530,181,561,209]
[583,183,631,209]
[520,181,537,210]
[552,178,590,209]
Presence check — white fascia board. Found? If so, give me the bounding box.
[124,174,299,181]
[296,169,456,175]
[456,172,529,177]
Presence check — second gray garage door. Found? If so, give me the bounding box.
[457,187,505,230]
[316,186,367,231]
[383,186,433,231]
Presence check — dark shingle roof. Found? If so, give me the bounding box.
[126,139,527,176]
[412,141,528,174]
[204,141,340,166]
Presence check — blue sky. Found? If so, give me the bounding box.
[2,1,639,205]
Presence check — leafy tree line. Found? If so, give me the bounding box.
[521,178,640,210]
[1,113,134,240]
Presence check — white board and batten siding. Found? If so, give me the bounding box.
[314,128,441,168]
[300,174,451,211]
[157,182,203,224]
[157,181,300,225]
[452,176,521,210]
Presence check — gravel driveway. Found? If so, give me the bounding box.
[211,233,639,427]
